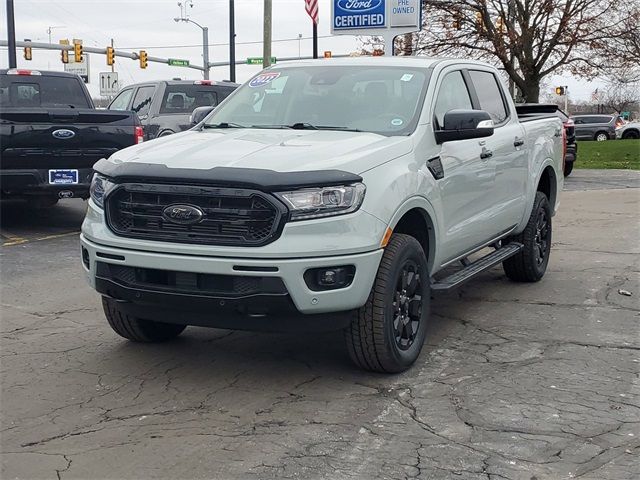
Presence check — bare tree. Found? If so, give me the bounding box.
[404,0,627,102]
[601,75,640,115]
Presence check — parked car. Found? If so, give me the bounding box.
[516,104,577,176]
[615,121,640,139]
[0,69,142,207]
[572,114,624,141]
[107,79,239,140]
[81,58,564,372]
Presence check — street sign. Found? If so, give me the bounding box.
[247,57,277,65]
[99,72,119,97]
[64,54,90,83]
[389,0,420,27]
[168,58,190,67]
[331,0,422,55]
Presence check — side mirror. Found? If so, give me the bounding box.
[190,105,216,126]
[435,109,494,144]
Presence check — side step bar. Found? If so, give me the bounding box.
[432,242,523,292]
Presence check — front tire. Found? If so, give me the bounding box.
[345,234,430,373]
[503,192,552,282]
[102,297,186,342]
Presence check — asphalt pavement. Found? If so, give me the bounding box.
[1,169,639,479]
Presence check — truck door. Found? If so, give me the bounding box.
[430,69,497,262]
[467,69,527,232]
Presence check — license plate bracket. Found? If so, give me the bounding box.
[49,169,79,185]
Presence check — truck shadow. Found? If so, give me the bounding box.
[0,199,87,242]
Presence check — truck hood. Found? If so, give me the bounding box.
[107,128,412,175]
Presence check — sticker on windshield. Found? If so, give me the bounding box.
[391,118,404,126]
[400,73,414,82]
[249,72,281,88]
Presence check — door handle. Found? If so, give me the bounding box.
[514,137,525,147]
[480,147,493,160]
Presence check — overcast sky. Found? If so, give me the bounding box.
[1,0,603,101]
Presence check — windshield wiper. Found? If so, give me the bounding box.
[202,122,247,129]
[252,123,362,132]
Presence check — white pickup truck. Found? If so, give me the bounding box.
[81,58,564,373]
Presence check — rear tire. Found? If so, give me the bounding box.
[503,192,552,282]
[594,131,609,141]
[622,130,639,140]
[564,161,574,177]
[345,234,430,373]
[102,297,186,342]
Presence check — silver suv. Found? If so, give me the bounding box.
[572,114,624,141]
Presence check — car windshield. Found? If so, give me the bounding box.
[203,65,430,136]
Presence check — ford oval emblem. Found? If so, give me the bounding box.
[52,129,76,139]
[337,0,382,13]
[162,204,204,225]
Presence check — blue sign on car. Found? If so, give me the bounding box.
[333,0,386,30]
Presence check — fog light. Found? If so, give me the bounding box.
[304,265,355,291]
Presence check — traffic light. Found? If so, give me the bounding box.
[73,40,83,63]
[452,11,462,30]
[476,12,485,33]
[60,39,69,64]
[555,86,566,95]
[139,50,148,69]
[324,51,332,59]
[106,46,115,66]
[23,45,32,61]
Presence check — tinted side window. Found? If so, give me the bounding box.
[434,71,473,128]
[469,70,508,124]
[597,116,613,124]
[131,86,155,117]
[109,88,133,110]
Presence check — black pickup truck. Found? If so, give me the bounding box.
[0,69,142,207]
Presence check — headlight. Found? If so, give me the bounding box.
[89,173,115,208]
[276,183,366,221]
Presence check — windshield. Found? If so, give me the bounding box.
[204,66,430,135]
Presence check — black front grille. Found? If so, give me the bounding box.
[96,262,287,298]
[105,183,286,246]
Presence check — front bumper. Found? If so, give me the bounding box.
[0,168,93,198]
[81,234,383,329]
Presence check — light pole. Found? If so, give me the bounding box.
[174,2,209,79]
[47,25,65,44]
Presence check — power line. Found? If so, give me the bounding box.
[117,34,334,50]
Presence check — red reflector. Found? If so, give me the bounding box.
[134,126,144,144]
[194,80,212,85]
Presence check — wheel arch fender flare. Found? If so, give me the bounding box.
[386,196,439,273]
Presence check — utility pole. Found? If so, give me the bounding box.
[263,0,272,68]
[6,0,17,68]
[202,26,209,79]
[229,0,236,82]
